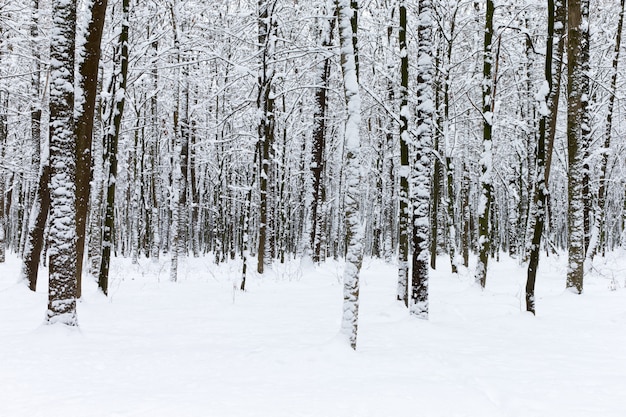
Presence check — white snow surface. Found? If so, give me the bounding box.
[2,251,626,416]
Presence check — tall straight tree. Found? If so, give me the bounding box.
[526,0,563,314]
[410,0,433,319]
[22,0,48,291]
[397,0,410,307]
[257,0,277,274]
[47,0,78,325]
[0,92,6,264]
[98,0,130,295]
[336,0,363,350]
[75,0,108,297]
[475,0,494,289]
[309,2,335,263]
[566,0,585,293]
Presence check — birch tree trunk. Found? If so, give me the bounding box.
[475,0,495,288]
[410,0,433,319]
[336,0,363,350]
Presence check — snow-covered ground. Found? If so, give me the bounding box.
[1,251,626,416]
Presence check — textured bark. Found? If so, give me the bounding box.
[240,147,258,292]
[149,36,160,261]
[168,2,182,283]
[75,0,108,298]
[566,0,585,293]
[475,0,495,288]
[257,0,277,275]
[397,0,409,307]
[445,157,458,273]
[0,94,6,263]
[22,163,50,291]
[461,162,470,267]
[337,0,363,350]
[429,156,440,269]
[410,0,433,319]
[99,0,129,295]
[580,0,591,254]
[310,6,335,263]
[443,4,459,273]
[47,0,78,325]
[526,0,560,315]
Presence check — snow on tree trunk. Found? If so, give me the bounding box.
[0,92,6,264]
[397,0,410,307]
[21,0,46,290]
[475,0,495,289]
[47,0,78,325]
[410,0,433,319]
[257,0,277,275]
[309,3,335,263]
[566,0,585,294]
[336,0,363,350]
[99,0,129,294]
[526,0,559,315]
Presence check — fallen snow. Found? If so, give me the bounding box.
[1,251,626,416]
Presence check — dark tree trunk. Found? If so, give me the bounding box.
[526,0,563,315]
[397,0,409,307]
[475,0,495,288]
[310,10,335,263]
[75,0,108,298]
[98,0,129,295]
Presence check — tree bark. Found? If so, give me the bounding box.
[75,0,108,297]
[47,0,78,325]
[410,0,433,319]
[475,0,495,288]
[337,0,363,350]
[566,0,585,293]
[397,0,409,307]
[98,0,129,295]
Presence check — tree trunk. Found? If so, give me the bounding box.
[566,0,585,293]
[337,0,363,350]
[397,0,409,307]
[47,0,78,325]
[310,5,335,263]
[98,0,129,295]
[410,0,433,319]
[75,0,108,298]
[526,0,559,315]
[257,0,277,275]
[475,0,495,288]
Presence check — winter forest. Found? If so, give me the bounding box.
[2,0,626,415]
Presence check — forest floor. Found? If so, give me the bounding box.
[1,250,626,416]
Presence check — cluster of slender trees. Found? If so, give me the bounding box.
[0,0,624,347]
